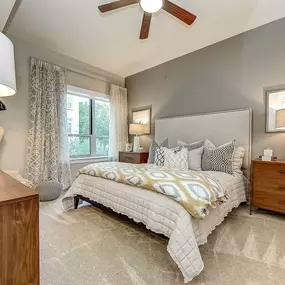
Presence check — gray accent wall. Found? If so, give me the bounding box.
[126,18,285,160]
[0,36,124,178]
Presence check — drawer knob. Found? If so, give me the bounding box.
[278,186,285,191]
[279,170,285,175]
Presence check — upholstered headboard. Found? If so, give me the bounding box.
[155,109,252,175]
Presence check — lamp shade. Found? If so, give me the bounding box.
[276,108,285,130]
[129,123,148,135]
[0,32,16,97]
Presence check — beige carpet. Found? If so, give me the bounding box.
[40,199,285,285]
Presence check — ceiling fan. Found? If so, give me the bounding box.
[98,0,197,39]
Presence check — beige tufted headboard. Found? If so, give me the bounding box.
[155,109,252,176]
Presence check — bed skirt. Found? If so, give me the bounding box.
[62,173,246,283]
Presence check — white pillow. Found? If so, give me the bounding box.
[154,146,180,166]
[188,146,204,171]
[177,139,204,151]
[204,139,215,149]
[232,146,245,174]
[163,147,188,170]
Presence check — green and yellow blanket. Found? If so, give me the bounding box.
[78,162,227,219]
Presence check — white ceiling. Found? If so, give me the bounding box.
[0,0,16,31]
[6,0,285,77]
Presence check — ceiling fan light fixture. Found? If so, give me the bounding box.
[140,0,163,14]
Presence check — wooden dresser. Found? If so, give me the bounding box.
[250,159,285,215]
[119,152,149,164]
[0,171,39,285]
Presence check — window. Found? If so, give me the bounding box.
[67,118,73,134]
[67,96,73,109]
[67,86,110,158]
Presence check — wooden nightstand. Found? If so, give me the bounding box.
[119,152,149,164]
[250,159,285,215]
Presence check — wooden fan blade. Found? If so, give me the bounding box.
[162,0,196,25]
[98,0,138,13]
[140,12,152,39]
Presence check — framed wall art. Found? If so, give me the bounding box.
[132,106,151,135]
[266,87,285,133]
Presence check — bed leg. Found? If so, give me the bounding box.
[74,196,79,209]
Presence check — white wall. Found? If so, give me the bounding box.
[0,35,125,176]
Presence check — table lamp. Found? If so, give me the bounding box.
[129,123,147,152]
[0,32,16,97]
[0,32,17,142]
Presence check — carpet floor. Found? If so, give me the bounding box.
[40,199,285,285]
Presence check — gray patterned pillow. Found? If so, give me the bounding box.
[202,140,236,174]
[177,139,204,151]
[148,138,169,164]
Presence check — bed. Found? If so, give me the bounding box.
[62,109,252,283]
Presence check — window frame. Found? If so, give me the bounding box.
[67,97,74,110]
[67,85,110,160]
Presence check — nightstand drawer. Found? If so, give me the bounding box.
[254,163,285,192]
[253,190,285,213]
[254,181,285,192]
[119,152,149,164]
[251,160,285,215]
[119,153,139,163]
[254,163,285,179]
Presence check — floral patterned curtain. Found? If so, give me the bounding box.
[109,84,128,160]
[25,58,72,190]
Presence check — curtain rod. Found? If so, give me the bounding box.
[29,56,112,85]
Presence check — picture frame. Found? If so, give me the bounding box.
[132,106,152,135]
[266,86,285,133]
[125,143,132,152]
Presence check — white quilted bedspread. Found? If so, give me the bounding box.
[62,171,246,283]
